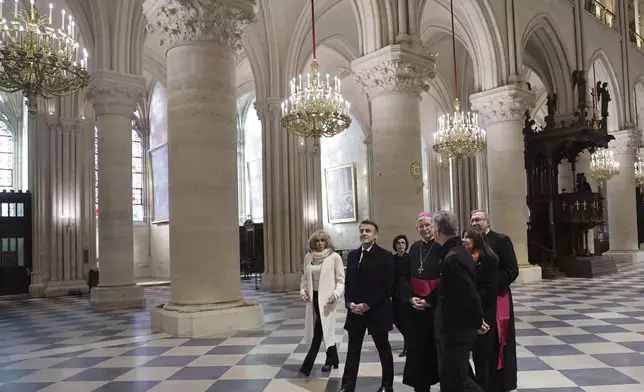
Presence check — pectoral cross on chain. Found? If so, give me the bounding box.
[418,264,424,274]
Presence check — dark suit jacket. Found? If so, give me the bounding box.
[486,230,519,291]
[344,243,394,334]
[475,253,499,326]
[392,252,409,303]
[434,237,483,336]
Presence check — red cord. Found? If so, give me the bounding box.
[311,0,317,60]
[451,0,458,98]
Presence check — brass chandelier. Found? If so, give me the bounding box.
[281,0,351,150]
[589,148,619,181]
[0,0,89,115]
[432,0,486,163]
[635,159,644,188]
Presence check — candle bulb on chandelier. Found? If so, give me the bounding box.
[61,9,65,31]
[326,73,329,87]
[49,3,53,21]
[14,0,17,18]
[30,0,34,19]
[67,15,72,35]
[0,0,4,20]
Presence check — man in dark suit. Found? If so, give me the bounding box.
[432,210,486,392]
[471,209,520,392]
[339,219,395,392]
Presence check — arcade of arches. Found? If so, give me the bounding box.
[4,0,644,390]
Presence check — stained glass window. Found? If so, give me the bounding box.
[0,122,13,191]
[132,123,144,221]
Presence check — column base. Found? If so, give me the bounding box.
[260,273,301,292]
[516,265,542,284]
[604,250,644,271]
[29,283,47,298]
[151,301,264,337]
[45,280,90,297]
[90,285,145,309]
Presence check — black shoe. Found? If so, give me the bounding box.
[298,367,311,377]
[321,363,339,372]
[398,349,407,357]
[377,387,393,392]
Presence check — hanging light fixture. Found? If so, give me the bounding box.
[281,0,351,150]
[0,0,89,115]
[635,158,644,188]
[432,0,486,164]
[589,148,619,181]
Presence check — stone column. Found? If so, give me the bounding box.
[257,98,321,292]
[353,45,436,245]
[86,70,146,308]
[605,129,643,261]
[471,85,542,283]
[150,0,263,336]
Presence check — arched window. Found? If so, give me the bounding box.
[132,122,144,221]
[0,122,12,191]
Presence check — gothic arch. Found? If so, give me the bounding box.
[588,49,624,130]
[284,0,360,91]
[521,14,574,113]
[419,0,506,91]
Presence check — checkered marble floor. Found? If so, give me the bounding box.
[3,267,644,392]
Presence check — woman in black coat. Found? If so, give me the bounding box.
[391,234,410,357]
[462,228,499,391]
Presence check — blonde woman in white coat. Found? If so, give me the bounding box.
[299,230,345,377]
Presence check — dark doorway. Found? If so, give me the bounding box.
[0,191,32,296]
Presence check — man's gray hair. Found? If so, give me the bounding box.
[433,210,458,236]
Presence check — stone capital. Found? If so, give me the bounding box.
[609,129,642,154]
[86,70,146,117]
[470,84,535,124]
[352,45,437,98]
[254,98,282,123]
[150,0,258,52]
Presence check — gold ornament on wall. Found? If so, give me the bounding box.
[410,162,421,178]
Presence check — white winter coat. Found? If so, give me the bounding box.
[300,251,345,349]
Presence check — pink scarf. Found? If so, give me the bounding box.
[496,288,511,370]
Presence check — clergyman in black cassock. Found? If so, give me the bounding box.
[400,214,440,391]
[432,210,485,392]
[340,220,395,392]
[471,210,519,392]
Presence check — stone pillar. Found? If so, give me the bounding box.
[150,0,263,336]
[605,129,643,262]
[86,70,145,308]
[353,45,436,245]
[471,85,542,283]
[257,98,321,292]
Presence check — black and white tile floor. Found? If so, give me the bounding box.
[2,265,644,391]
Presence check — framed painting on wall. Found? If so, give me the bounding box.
[325,163,357,224]
[149,144,169,223]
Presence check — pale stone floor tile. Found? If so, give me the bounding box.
[4,357,68,369]
[583,385,644,392]
[188,354,244,367]
[517,335,565,346]
[566,319,611,327]
[541,327,589,336]
[249,344,299,354]
[220,364,281,379]
[76,347,133,357]
[160,346,214,356]
[598,332,644,342]
[147,380,216,392]
[516,370,577,388]
[572,342,635,355]
[219,337,265,346]
[114,366,182,381]
[586,312,627,319]
[139,338,189,347]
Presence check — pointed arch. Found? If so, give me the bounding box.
[588,49,624,130]
[420,0,506,91]
[521,13,574,113]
